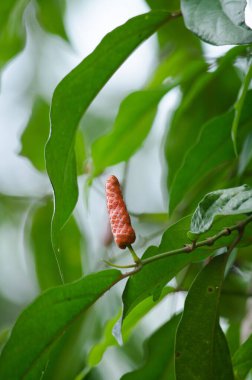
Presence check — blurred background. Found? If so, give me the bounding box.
[1,1,252,379]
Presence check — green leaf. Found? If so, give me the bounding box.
[238,131,252,175]
[36,0,68,40]
[0,270,121,379]
[122,215,207,319]
[226,323,240,356]
[190,185,252,234]
[29,199,83,290]
[166,46,243,191]
[45,10,174,250]
[88,286,173,367]
[92,87,172,176]
[145,0,180,12]
[175,254,234,380]
[232,65,252,156]
[233,333,252,379]
[121,313,181,380]
[0,0,29,68]
[181,0,252,45]
[20,98,50,171]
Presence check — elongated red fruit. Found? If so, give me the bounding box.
[106,175,136,249]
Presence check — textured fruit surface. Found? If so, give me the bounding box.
[106,175,136,249]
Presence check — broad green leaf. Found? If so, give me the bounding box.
[92,86,174,176]
[190,185,252,234]
[145,0,180,11]
[88,286,173,367]
[233,333,252,379]
[45,10,175,250]
[36,0,68,40]
[122,215,207,319]
[0,327,10,353]
[121,313,181,380]
[175,254,234,380]
[181,0,252,45]
[20,98,50,171]
[232,65,252,156]
[29,199,83,290]
[166,46,243,190]
[0,270,121,379]
[0,0,29,68]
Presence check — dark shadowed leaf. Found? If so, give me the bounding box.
[121,313,181,380]
[233,333,252,379]
[226,323,240,356]
[45,10,174,250]
[190,185,252,234]
[0,270,121,379]
[175,254,234,380]
[181,0,252,45]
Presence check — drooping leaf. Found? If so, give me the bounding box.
[88,286,173,367]
[121,313,181,380]
[166,46,243,190]
[181,0,252,45]
[190,185,252,234]
[20,98,50,171]
[175,254,234,380]
[0,0,28,68]
[122,216,207,319]
[169,88,252,215]
[233,333,252,379]
[232,65,252,156]
[36,0,68,40]
[45,10,176,250]
[0,270,121,379]
[29,199,83,290]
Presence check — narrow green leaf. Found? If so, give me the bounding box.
[166,46,243,190]
[30,199,83,290]
[45,10,175,250]
[175,254,234,380]
[36,0,68,40]
[92,87,171,176]
[122,216,207,319]
[0,0,29,68]
[226,323,240,356]
[0,270,121,379]
[190,185,252,234]
[233,334,252,379]
[181,0,252,45]
[121,314,181,380]
[232,65,252,156]
[20,98,50,171]
[238,131,252,175]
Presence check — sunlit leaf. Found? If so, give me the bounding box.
[181,0,252,45]
[0,270,121,379]
[175,254,234,380]
[190,185,252,234]
[45,10,176,250]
